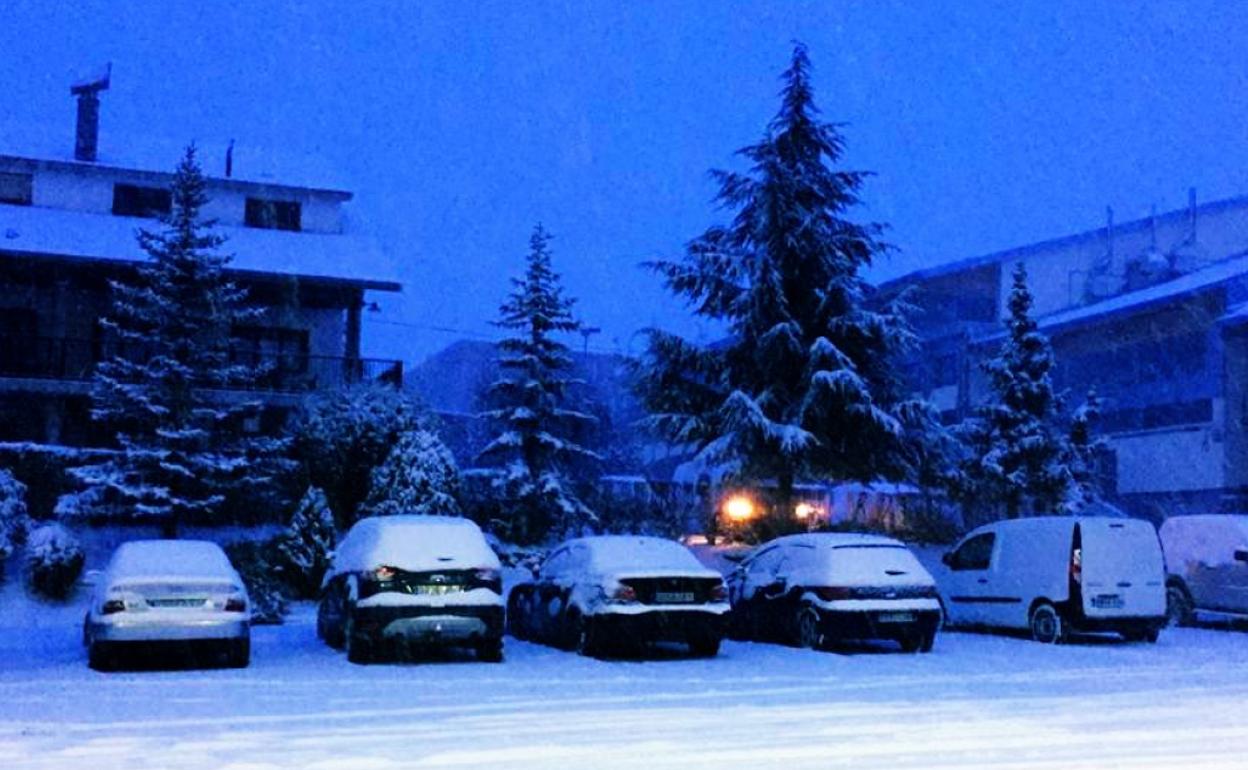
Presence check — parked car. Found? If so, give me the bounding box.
[83,539,251,670]
[316,515,504,663]
[507,535,729,657]
[727,533,941,652]
[940,516,1166,643]
[1160,514,1248,625]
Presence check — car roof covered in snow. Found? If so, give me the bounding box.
[105,539,237,582]
[566,535,714,574]
[763,533,908,551]
[333,515,500,574]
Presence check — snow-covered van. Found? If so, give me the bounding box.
[316,515,505,663]
[508,536,730,657]
[1159,514,1248,624]
[940,516,1167,643]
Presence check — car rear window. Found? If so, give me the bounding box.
[824,545,929,585]
[588,537,706,573]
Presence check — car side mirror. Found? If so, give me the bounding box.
[1235,548,1248,563]
[79,569,102,588]
[941,552,954,567]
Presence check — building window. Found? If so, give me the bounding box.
[231,325,309,374]
[112,184,172,218]
[245,197,301,231]
[0,172,33,205]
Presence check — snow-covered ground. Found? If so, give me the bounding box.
[2,579,1247,770]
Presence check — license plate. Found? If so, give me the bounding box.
[148,598,207,608]
[414,584,463,595]
[877,612,915,623]
[655,591,695,603]
[1091,594,1124,609]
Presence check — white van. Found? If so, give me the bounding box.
[939,516,1166,643]
[1159,514,1248,625]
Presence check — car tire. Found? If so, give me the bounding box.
[226,637,251,668]
[795,606,822,650]
[1124,627,1161,644]
[1166,582,1195,628]
[899,628,936,653]
[688,634,721,658]
[1029,602,1066,644]
[88,640,114,672]
[344,611,375,664]
[477,637,505,663]
[571,612,599,658]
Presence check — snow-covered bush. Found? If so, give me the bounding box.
[360,430,461,517]
[294,384,426,526]
[24,522,84,599]
[0,468,31,559]
[276,487,336,598]
[224,539,288,625]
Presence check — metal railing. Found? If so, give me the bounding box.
[0,335,402,392]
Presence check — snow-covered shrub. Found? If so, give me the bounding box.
[24,522,84,599]
[275,487,336,598]
[224,539,288,624]
[293,384,426,526]
[360,429,461,517]
[0,468,31,559]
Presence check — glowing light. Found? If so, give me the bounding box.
[723,495,756,522]
[794,502,818,520]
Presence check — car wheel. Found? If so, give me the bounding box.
[1029,602,1066,644]
[344,611,375,664]
[477,637,505,663]
[571,613,599,658]
[688,632,721,658]
[795,606,822,650]
[227,637,251,668]
[1166,583,1195,628]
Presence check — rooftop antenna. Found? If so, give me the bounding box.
[69,62,111,162]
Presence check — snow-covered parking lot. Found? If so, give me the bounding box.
[2,602,1247,770]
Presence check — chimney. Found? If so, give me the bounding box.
[69,63,111,162]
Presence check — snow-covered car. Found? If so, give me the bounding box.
[940,516,1166,643]
[1160,514,1248,625]
[727,533,941,652]
[83,540,251,670]
[507,535,730,657]
[316,515,505,663]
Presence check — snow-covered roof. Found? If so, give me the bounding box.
[0,128,351,195]
[570,535,712,573]
[332,515,500,575]
[105,540,237,582]
[768,532,906,550]
[0,203,400,290]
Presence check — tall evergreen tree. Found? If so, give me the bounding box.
[635,43,920,523]
[71,145,288,535]
[1065,387,1106,510]
[477,225,598,544]
[959,263,1073,519]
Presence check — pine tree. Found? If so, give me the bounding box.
[70,145,289,536]
[360,429,462,517]
[276,486,337,597]
[960,263,1074,519]
[1065,388,1106,511]
[636,42,920,524]
[477,225,598,544]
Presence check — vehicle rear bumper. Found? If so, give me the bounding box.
[90,615,249,643]
[589,608,725,644]
[1070,614,1166,635]
[814,608,942,641]
[354,604,504,644]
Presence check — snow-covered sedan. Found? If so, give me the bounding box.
[83,540,251,670]
[316,515,505,663]
[507,535,730,657]
[727,533,941,652]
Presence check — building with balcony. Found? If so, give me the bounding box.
[884,191,1248,521]
[0,73,401,446]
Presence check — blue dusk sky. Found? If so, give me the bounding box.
[3,1,1248,362]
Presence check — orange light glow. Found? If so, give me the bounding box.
[794,502,818,520]
[723,495,757,522]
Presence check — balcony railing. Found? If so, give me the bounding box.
[0,335,402,392]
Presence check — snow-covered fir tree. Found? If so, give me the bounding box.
[0,468,30,559]
[958,263,1074,519]
[360,429,461,517]
[1064,388,1106,511]
[25,522,84,599]
[276,486,337,598]
[71,146,289,536]
[478,225,598,544]
[636,43,923,523]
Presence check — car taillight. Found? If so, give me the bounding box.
[610,584,638,603]
[473,568,500,583]
[101,599,126,615]
[710,582,729,602]
[1070,547,1082,584]
[916,585,939,599]
[224,597,247,613]
[813,586,855,601]
[374,565,397,581]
